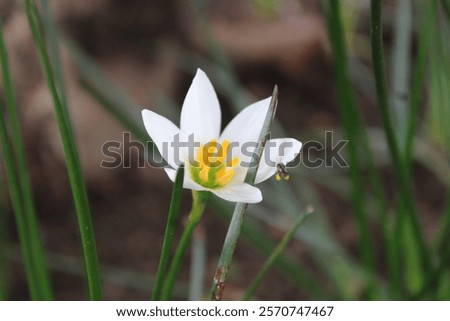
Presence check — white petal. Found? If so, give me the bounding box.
[220,97,271,164]
[213,183,262,203]
[164,168,177,182]
[164,167,207,191]
[255,138,302,184]
[142,109,181,168]
[180,69,221,143]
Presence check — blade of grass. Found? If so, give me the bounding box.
[242,208,313,300]
[391,0,412,149]
[1,21,53,300]
[40,0,68,111]
[209,86,278,301]
[0,104,40,299]
[321,0,378,299]
[24,0,102,300]
[405,0,437,171]
[370,0,431,290]
[152,165,185,300]
[0,181,7,300]
[427,3,450,155]
[189,225,206,301]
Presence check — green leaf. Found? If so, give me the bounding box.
[0,18,52,300]
[24,0,102,300]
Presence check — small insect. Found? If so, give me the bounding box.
[275,163,290,181]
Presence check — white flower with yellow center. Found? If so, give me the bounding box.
[142,69,302,203]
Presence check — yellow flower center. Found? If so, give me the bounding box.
[190,139,239,189]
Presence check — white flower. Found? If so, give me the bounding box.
[142,69,302,203]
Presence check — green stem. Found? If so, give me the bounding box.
[0,21,53,300]
[370,0,431,291]
[0,178,8,300]
[0,107,39,299]
[243,210,312,300]
[24,0,102,300]
[321,0,377,298]
[189,225,206,300]
[391,0,412,149]
[160,191,209,300]
[152,166,185,300]
[405,0,437,173]
[210,202,247,300]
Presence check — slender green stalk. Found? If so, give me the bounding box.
[39,0,70,127]
[0,105,39,299]
[0,182,8,300]
[189,226,206,300]
[243,209,312,300]
[152,166,185,300]
[0,22,53,300]
[370,0,430,281]
[396,0,437,296]
[405,0,437,172]
[160,191,209,300]
[209,86,278,301]
[210,202,247,301]
[321,0,377,298]
[24,0,102,299]
[391,0,412,149]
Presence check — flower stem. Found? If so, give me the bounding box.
[24,0,102,300]
[210,202,247,301]
[189,225,206,300]
[160,191,209,300]
[151,166,185,300]
[0,21,53,300]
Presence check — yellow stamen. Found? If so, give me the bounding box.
[190,139,240,189]
[197,144,205,167]
[230,157,239,167]
[276,173,281,181]
[216,140,230,163]
[205,139,218,165]
[215,168,234,186]
[199,166,210,182]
